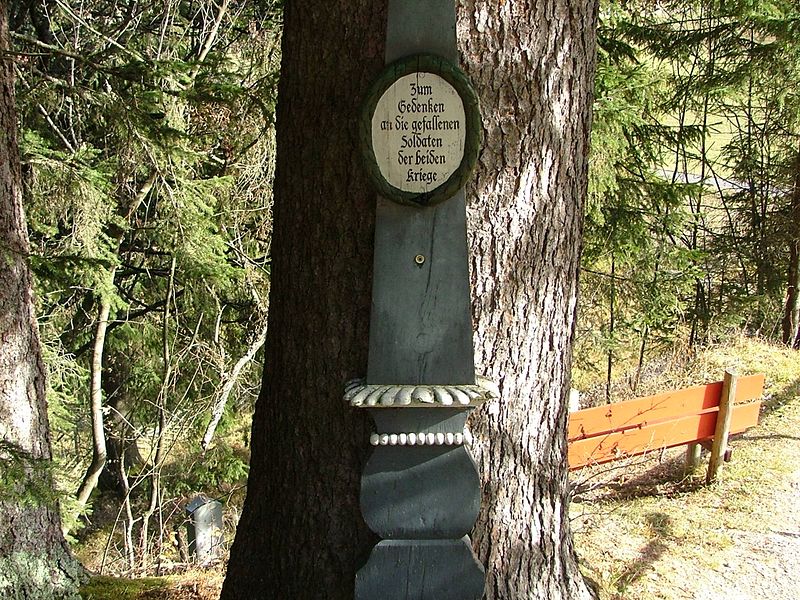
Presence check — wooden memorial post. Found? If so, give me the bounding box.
[344,2,497,599]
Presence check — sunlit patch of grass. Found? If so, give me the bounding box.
[80,576,167,600]
[78,567,224,600]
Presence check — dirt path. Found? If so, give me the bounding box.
[681,416,800,600]
[684,466,800,600]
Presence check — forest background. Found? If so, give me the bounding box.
[4,0,800,583]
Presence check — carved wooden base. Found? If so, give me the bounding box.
[350,402,486,599]
[355,538,485,600]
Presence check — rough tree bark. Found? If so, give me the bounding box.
[222,1,597,599]
[220,5,382,597]
[0,1,83,596]
[459,2,597,597]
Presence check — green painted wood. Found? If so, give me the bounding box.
[366,194,475,385]
[361,444,480,539]
[357,1,486,597]
[385,0,457,63]
[355,538,485,600]
[365,0,477,386]
[361,408,479,539]
[369,407,468,433]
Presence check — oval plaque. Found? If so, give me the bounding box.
[360,54,481,207]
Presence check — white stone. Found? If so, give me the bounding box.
[458,386,481,399]
[426,432,435,445]
[454,433,463,444]
[343,384,362,403]
[397,387,413,405]
[344,379,362,392]
[380,434,389,445]
[448,387,470,405]
[435,432,445,445]
[445,432,455,445]
[418,432,426,445]
[381,386,402,406]
[408,433,417,445]
[389,434,398,445]
[398,433,408,445]
[370,433,380,446]
[366,386,388,406]
[351,386,372,406]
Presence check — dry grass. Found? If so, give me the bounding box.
[571,336,800,599]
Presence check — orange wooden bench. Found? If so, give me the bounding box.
[568,372,764,482]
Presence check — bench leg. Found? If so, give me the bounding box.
[684,442,702,475]
[706,370,737,484]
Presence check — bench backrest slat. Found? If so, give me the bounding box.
[568,400,760,469]
[568,373,764,442]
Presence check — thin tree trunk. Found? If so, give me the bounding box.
[0,2,83,594]
[606,254,616,402]
[71,294,112,527]
[96,174,156,495]
[782,150,800,346]
[634,258,661,393]
[71,172,155,525]
[201,320,268,450]
[783,241,800,345]
[119,460,136,572]
[99,382,144,497]
[139,255,175,570]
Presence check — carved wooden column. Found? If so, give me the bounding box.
[345,2,496,598]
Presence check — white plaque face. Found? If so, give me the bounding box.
[370,72,466,194]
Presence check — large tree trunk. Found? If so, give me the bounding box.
[459,2,597,597]
[220,4,381,598]
[222,1,597,599]
[0,2,83,597]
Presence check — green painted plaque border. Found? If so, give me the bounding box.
[360,54,481,207]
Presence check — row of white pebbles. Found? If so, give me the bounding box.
[369,430,474,447]
[344,378,499,407]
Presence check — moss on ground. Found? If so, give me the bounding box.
[78,569,224,600]
[79,576,167,600]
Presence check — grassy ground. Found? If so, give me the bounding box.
[79,570,224,600]
[571,336,800,599]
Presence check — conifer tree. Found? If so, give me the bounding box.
[0,1,82,595]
